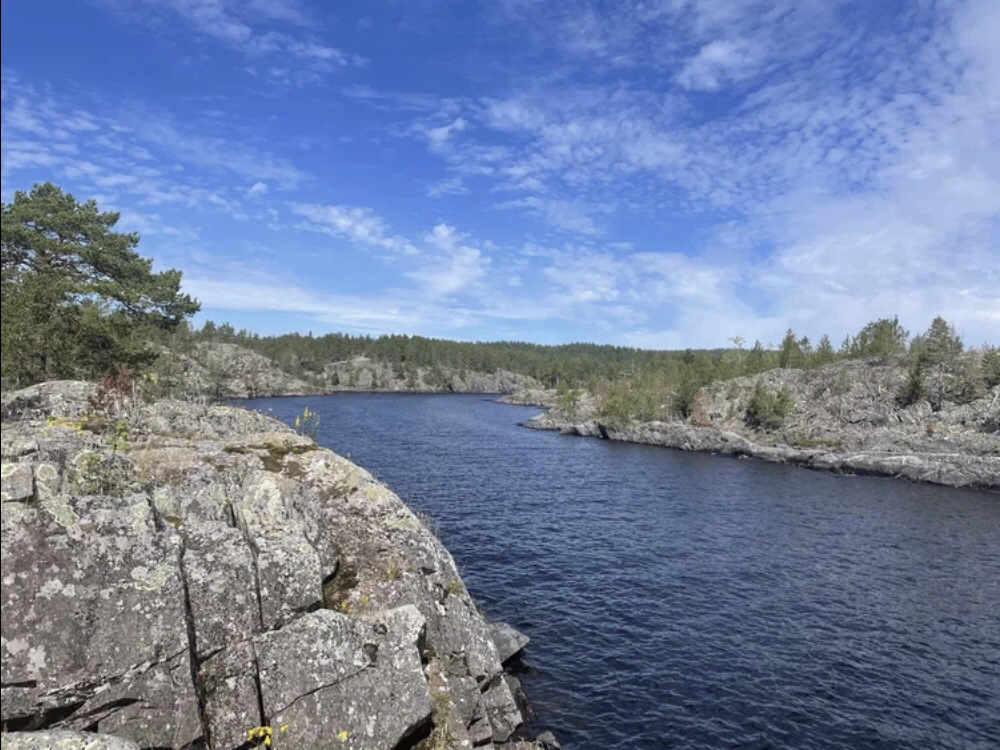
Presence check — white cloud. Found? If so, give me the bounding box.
[97,0,362,83]
[368,0,1000,344]
[405,224,491,296]
[6,2,999,348]
[426,118,468,145]
[184,275,426,330]
[497,197,601,235]
[246,181,269,198]
[1,73,305,209]
[426,175,468,198]
[542,249,628,303]
[675,40,762,91]
[291,203,419,256]
[0,72,314,235]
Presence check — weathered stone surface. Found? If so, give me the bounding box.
[488,621,530,666]
[233,470,323,630]
[157,341,543,398]
[181,521,262,658]
[1,462,34,502]
[1,731,141,750]
[497,389,558,408]
[199,641,263,749]
[1,381,97,422]
[156,341,319,400]
[1,381,530,748]
[256,607,431,750]
[323,355,541,394]
[482,676,523,742]
[0,493,200,746]
[498,733,563,750]
[504,674,530,719]
[33,462,61,500]
[141,399,295,440]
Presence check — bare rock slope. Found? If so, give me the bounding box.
[1,382,540,750]
[162,342,319,399]
[162,344,542,398]
[521,361,999,489]
[323,356,541,395]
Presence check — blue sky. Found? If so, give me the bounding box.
[2,0,998,348]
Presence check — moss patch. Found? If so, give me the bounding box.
[233,441,318,474]
[322,561,359,611]
[791,436,845,451]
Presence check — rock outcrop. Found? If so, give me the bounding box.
[1,732,141,750]
[323,356,541,395]
[1,381,544,749]
[160,342,320,399]
[496,390,558,408]
[518,360,1000,489]
[158,344,543,399]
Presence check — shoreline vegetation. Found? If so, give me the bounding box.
[506,366,999,490]
[3,184,997,491]
[160,319,998,490]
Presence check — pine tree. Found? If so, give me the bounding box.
[983,346,1000,389]
[912,316,964,411]
[848,316,909,359]
[815,334,836,365]
[778,329,803,368]
[2,182,199,387]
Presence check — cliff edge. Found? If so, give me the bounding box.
[0,382,549,750]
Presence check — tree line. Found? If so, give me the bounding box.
[3,183,995,419]
[190,313,997,415]
[591,316,999,425]
[188,321,714,386]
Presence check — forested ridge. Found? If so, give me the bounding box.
[188,321,709,385]
[188,316,999,424]
[3,183,996,423]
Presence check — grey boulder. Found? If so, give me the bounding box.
[488,621,530,666]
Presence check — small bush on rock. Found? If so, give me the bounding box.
[898,361,928,407]
[746,381,794,430]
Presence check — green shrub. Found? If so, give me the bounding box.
[745,382,794,430]
[897,361,927,407]
[980,346,1000,389]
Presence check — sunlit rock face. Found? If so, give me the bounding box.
[1,381,539,750]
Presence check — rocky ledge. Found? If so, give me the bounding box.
[1,382,550,750]
[518,361,1000,490]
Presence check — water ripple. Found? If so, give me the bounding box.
[241,394,1000,750]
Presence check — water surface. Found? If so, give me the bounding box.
[240,393,999,750]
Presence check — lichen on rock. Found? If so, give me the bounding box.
[0,381,543,749]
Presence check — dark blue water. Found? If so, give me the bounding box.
[240,393,1000,750]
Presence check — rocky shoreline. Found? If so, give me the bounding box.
[509,361,1000,490]
[521,412,999,489]
[0,381,559,750]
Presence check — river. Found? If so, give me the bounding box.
[239,393,999,750]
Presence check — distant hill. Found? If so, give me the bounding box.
[155,342,541,398]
